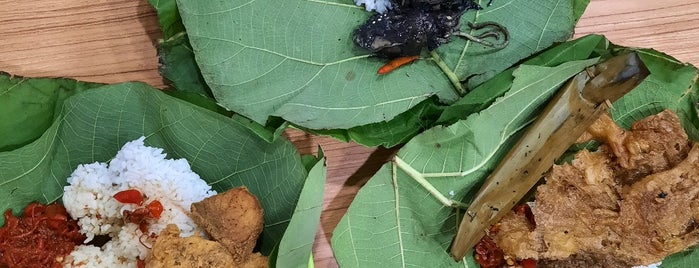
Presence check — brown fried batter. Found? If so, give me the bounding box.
[146,187,268,268]
[492,110,699,267]
[191,186,265,265]
[146,224,236,268]
[585,110,690,183]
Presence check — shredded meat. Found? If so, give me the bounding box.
[491,110,699,267]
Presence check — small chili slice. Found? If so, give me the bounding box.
[377,55,419,75]
[137,259,146,268]
[146,200,163,219]
[113,189,144,205]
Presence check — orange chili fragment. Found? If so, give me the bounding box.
[146,200,163,219]
[113,189,144,205]
[377,55,419,75]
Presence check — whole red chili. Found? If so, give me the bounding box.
[113,189,145,205]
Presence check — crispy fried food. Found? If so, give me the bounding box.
[146,224,236,268]
[240,252,269,268]
[190,186,265,265]
[491,110,699,267]
[146,187,268,268]
[584,110,690,183]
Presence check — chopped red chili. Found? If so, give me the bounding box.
[146,200,163,219]
[474,235,505,268]
[0,203,84,268]
[120,191,165,234]
[113,189,145,205]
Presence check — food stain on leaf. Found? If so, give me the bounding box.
[345,71,355,81]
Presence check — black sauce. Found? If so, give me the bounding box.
[353,0,482,58]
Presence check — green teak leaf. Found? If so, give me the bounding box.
[157,33,213,97]
[448,0,587,88]
[308,96,445,148]
[331,58,597,267]
[148,0,185,39]
[0,82,307,254]
[164,89,231,115]
[149,0,213,98]
[0,74,103,152]
[175,0,588,130]
[276,151,326,268]
[311,35,611,147]
[439,34,610,124]
[663,246,699,268]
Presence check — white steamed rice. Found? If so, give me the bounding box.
[61,137,216,267]
[355,0,392,13]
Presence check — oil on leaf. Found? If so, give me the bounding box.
[0,81,308,254]
[331,58,597,267]
[175,0,588,130]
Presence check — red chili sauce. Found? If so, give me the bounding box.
[0,203,84,268]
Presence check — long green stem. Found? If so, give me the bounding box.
[394,156,468,209]
[430,51,466,96]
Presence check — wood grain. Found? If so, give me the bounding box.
[1,1,697,267]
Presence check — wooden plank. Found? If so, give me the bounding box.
[1,0,698,267]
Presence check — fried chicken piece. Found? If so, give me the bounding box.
[617,143,699,264]
[491,110,699,267]
[585,110,690,183]
[190,187,265,265]
[146,224,236,268]
[240,253,269,268]
[492,212,540,260]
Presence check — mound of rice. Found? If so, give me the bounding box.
[61,137,216,267]
[355,0,392,13]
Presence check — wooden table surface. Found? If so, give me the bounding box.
[1,1,698,267]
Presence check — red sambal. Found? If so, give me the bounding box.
[0,202,84,268]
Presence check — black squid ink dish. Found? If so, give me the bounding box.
[353,0,509,74]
